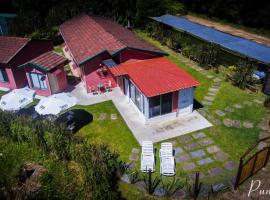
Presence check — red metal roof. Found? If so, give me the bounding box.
[60,14,164,65]
[110,57,199,97]
[0,36,30,63]
[27,51,68,72]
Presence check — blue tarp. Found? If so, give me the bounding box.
[151,15,270,64]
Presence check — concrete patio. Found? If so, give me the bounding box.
[69,82,212,144]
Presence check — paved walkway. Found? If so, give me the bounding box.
[69,83,212,144]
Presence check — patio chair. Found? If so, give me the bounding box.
[141,154,155,172]
[89,86,98,95]
[105,80,112,92]
[159,142,173,157]
[160,156,175,176]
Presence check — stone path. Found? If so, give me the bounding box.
[98,113,107,120]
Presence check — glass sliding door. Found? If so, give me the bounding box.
[149,92,173,118]
[130,82,143,112]
[149,96,161,118]
[161,93,172,115]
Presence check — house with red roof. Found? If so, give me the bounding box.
[60,14,199,121]
[111,57,199,121]
[0,36,52,90]
[0,36,68,96]
[60,14,166,93]
[20,51,69,96]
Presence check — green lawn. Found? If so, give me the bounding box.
[74,101,140,162]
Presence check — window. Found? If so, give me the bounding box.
[0,68,9,82]
[29,73,47,90]
[149,93,173,118]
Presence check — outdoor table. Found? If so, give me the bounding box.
[97,84,104,93]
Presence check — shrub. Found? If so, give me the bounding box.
[161,177,184,197]
[143,170,161,195]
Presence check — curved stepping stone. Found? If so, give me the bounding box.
[258,123,268,131]
[192,132,206,139]
[197,158,213,165]
[207,92,216,96]
[209,167,224,176]
[215,110,225,117]
[175,147,184,155]
[209,88,219,93]
[224,161,238,170]
[202,101,213,106]
[243,101,252,106]
[207,75,214,79]
[213,78,222,82]
[176,154,191,162]
[253,99,263,104]
[243,121,254,128]
[182,162,196,171]
[98,113,107,120]
[198,138,214,146]
[204,96,215,101]
[207,145,220,154]
[111,113,117,120]
[223,118,233,127]
[233,104,242,109]
[184,143,199,151]
[129,154,139,161]
[224,107,234,113]
[212,83,221,88]
[213,151,229,161]
[131,148,140,154]
[213,118,221,125]
[259,132,269,139]
[232,120,241,128]
[179,136,192,143]
[190,149,206,158]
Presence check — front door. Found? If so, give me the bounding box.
[178,87,194,114]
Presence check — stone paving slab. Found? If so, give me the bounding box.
[259,132,269,139]
[209,167,224,176]
[111,113,117,120]
[198,138,214,146]
[258,123,268,131]
[232,120,241,128]
[173,190,186,199]
[189,172,205,180]
[190,149,206,158]
[258,142,268,150]
[213,151,229,161]
[213,118,221,125]
[233,104,243,109]
[98,113,107,120]
[184,142,200,151]
[243,121,254,128]
[129,154,139,161]
[179,136,193,143]
[224,107,234,113]
[192,132,206,139]
[212,83,221,88]
[175,154,191,162]
[131,148,140,154]
[127,162,136,170]
[202,101,213,106]
[207,75,214,79]
[175,147,184,155]
[209,88,219,93]
[182,162,196,171]
[197,157,214,165]
[207,145,221,154]
[207,92,217,96]
[224,161,238,170]
[213,78,222,82]
[204,96,215,101]
[223,118,233,127]
[215,110,225,117]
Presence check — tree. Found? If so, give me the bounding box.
[75,144,125,200]
[231,58,257,89]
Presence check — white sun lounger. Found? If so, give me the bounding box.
[159,142,173,157]
[160,156,175,176]
[141,141,155,172]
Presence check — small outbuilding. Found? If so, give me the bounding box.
[21,51,69,96]
[110,57,199,123]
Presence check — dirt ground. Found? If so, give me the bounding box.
[185,15,270,47]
